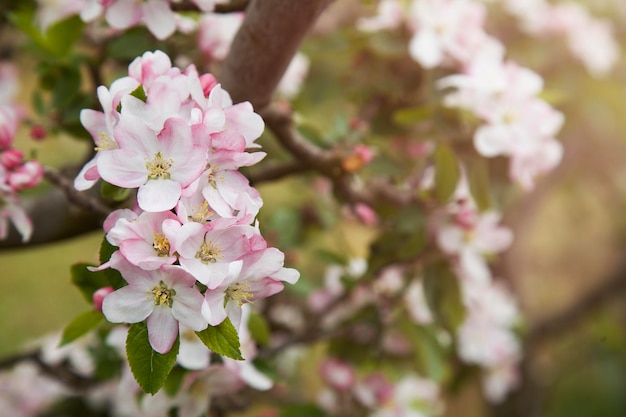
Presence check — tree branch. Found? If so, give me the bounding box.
[527,256,626,347]
[219,0,336,110]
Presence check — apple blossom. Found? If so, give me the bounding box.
[103,253,207,353]
[106,210,179,270]
[201,246,299,329]
[98,115,207,212]
[407,0,489,69]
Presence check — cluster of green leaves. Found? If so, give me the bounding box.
[8,7,96,138]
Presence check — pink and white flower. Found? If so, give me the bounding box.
[102,253,207,354]
[97,115,207,212]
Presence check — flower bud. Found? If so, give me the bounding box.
[93,286,114,312]
[0,148,24,170]
[29,125,47,141]
[8,160,43,191]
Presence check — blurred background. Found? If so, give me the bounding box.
[2,1,626,416]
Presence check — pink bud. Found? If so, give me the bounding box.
[199,73,218,96]
[93,286,114,312]
[353,144,374,164]
[354,203,378,226]
[29,125,47,141]
[8,160,43,191]
[0,148,24,170]
[320,359,356,392]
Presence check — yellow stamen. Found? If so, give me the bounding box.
[195,240,222,264]
[146,151,173,180]
[225,282,254,307]
[150,280,176,307]
[153,233,170,256]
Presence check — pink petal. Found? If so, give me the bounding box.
[147,306,179,354]
[137,179,182,212]
[143,0,177,40]
[202,290,227,326]
[171,287,207,331]
[102,285,154,323]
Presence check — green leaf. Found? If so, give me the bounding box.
[248,312,270,347]
[99,236,117,265]
[280,404,326,417]
[400,320,449,382]
[434,144,461,203]
[196,318,243,360]
[126,322,180,394]
[393,106,433,126]
[97,237,126,290]
[423,261,466,332]
[60,310,103,346]
[100,181,131,202]
[52,65,81,109]
[163,366,187,396]
[71,263,112,304]
[44,15,84,58]
[467,158,492,212]
[129,84,147,103]
[106,27,158,60]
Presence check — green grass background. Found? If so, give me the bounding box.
[0,231,102,356]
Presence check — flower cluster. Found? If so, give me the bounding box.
[502,0,619,77]
[0,63,43,242]
[433,173,521,402]
[359,0,586,189]
[37,0,222,39]
[318,358,442,417]
[77,50,299,354]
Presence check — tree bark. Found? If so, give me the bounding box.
[219,0,335,110]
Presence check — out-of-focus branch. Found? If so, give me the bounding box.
[0,349,99,391]
[43,167,111,217]
[0,168,109,248]
[260,106,425,209]
[171,0,250,13]
[219,0,336,110]
[527,256,626,347]
[246,160,313,184]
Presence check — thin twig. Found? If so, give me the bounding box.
[43,166,111,217]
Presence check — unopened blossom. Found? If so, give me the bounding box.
[103,253,207,353]
[8,161,43,191]
[97,115,207,212]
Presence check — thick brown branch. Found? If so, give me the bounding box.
[219,0,335,110]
